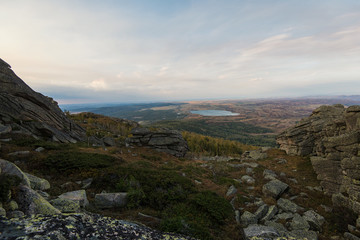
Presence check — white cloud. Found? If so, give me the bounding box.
[88,79,108,91]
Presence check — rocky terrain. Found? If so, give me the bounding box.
[1,58,359,240]
[278,104,360,240]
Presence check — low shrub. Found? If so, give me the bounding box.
[44,151,117,172]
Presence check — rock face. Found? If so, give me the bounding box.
[126,127,189,157]
[0,58,85,143]
[277,104,360,215]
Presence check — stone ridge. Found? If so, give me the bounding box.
[126,127,189,157]
[277,104,360,214]
[0,58,85,143]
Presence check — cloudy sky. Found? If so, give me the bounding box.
[1,0,360,104]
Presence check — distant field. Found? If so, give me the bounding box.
[151,119,277,147]
[62,96,360,147]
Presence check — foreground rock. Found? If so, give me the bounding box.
[0,213,195,240]
[0,58,85,143]
[126,127,189,157]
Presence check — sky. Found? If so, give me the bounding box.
[1,0,360,104]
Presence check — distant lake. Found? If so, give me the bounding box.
[190,110,239,116]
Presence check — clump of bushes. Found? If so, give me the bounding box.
[182,131,245,156]
[43,151,118,172]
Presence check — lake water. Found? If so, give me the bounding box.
[190,110,239,116]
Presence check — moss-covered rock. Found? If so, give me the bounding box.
[15,185,61,215]
[0,213,196,239]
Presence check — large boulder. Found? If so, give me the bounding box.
[58,190,89,208]
[94,192,128,209]
[0,58,86,143]
[262,179,289,199]
[126,127,189,157]
[0,159,30,187]
[15,185,60,215]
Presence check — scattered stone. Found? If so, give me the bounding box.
[289,213,310,230]
[280,172,286,177]
[25,173,50,191]
[235,210,240,224]
[0,138,11,142]
[254,199,265,207]
[194,180,202,185]
[58,190,89,208]
[276,158,287,164]
[277,198,303,213]
[276,212,295,220]
[314,186,323,192]
[254,204,269,220]
[241,175,255,185]
[8,200,18,211]
[249,150,268,160]
[303,210,325,231]
[94,192,128,209]
[264,221,288,233]
[7,151,30,156]
[261,205,278,222]
[102,136,116,146]
[50,198,80,213]
[226,185,238,197]
[320,204,333,213]
[300,192,309,198]
[35,147,45,152]
[81,178,93,189]
[241,211,258,226]
[7,210,25,218]
[288,230,318,240]
[243,224,280,239]
[344,232,360,240]
[262,180,289,199]
[230,197,237,210]
[263,169,277,180]
[246,167,253,175]
[289,178,298,184]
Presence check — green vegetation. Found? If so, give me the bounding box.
[0,175,21,202]
[152,119,276,146]
[70,112,137,141]
[92,167,232,239]
[183,131,252,156]
[43,151,118,172]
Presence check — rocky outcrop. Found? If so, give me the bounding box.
[126,127,189,157]
[277,104,360,227]
[0,58,85,143]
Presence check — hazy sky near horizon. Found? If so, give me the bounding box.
[1,0,360,104]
